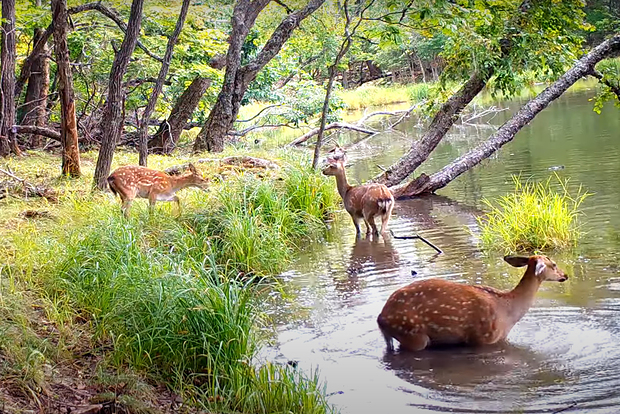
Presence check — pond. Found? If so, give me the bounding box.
[267,87,620,413]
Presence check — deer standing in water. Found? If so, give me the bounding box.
[322,146,394,237]
[377,255,568,352]
[107,164,207,217]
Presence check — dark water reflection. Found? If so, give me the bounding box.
[269,88,620,413]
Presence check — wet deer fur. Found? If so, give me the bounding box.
[107,164,207,217]
[377,255,568,352]
[322,147,394,236]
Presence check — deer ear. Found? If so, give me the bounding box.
[534,259,547,276]
[188,163,197,174]
[504,255,529,268]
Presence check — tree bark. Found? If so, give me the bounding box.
[372,0,538,187]
[21,28,50,148]
[137,0,190,166]
[0,0,21,157]
[51,0,81,177]
[148,76,211,154]
[93,0,144,190]
[395,34,620,198]
[371,70,490,186]
[193,0,326,153]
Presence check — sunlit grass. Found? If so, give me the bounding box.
[477,175,591,252]
[0,149,337,413]
[336,83,432,110]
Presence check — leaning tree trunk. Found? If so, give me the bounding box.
[93,0,144,190]
[149,76,211,154]
[371,70,490,187]
[137,0,190,166]
[0,0,21,157]
[193,0,326,153]
[372,0,539,187]
[394,33,620,198]
[21,28,50,149]
[52,0,81,177]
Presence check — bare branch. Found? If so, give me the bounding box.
[235,103,284,123]
[289,122,376,146]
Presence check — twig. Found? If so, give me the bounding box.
[389,229,443,254]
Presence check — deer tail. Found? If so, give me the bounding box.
[377,198,393,214]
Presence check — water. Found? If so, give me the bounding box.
[269,87,620,413]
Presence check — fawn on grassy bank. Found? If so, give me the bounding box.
[377,255,568,352]
[322,146,394,237]
[107,164,207,217]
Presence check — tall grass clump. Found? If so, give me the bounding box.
[477,175,590,252]
[1,155,337,413]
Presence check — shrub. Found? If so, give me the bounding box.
[477,175,590,252]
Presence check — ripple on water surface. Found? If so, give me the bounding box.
[272,90,620,413]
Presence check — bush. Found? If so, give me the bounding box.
[477,175,590,252]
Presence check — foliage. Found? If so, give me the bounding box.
[0,151,337,412]
[477,175,591,252]
[592,57,620,113]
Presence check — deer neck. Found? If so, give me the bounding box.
[333,168,352,200]
[504,268,542,326]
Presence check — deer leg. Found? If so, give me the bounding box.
[120,197,132,218]
[173,196,181,215]
[380,210,392,234]
[379,327,395,352]
[398,333,430,352]
[351,215,362,237]
[148,195,157,215]
[364,212,379,236]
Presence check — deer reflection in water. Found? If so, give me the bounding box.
[332,235,401,299]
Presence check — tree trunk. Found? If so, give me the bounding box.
[137,0,190,166]
[193,0,326,153]
[395,34,620,198]
[51,0,81,177]
[372,70,491,187]
[93,0,144,190]
[0,0,21,157]
[149,76,211,154]
[21,28,50,148]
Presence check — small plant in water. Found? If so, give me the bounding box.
[477,175,590,251]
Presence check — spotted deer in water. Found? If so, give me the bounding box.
[322,146,394,237]
[377,255,568,351]
[107,164,207,217]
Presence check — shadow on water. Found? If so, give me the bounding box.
[270,89,620,413]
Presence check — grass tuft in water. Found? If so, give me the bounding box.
[477,175,591,252]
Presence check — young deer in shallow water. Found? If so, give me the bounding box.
[377,255,568,352]
[322,147,394,237]
[107,164,207,217]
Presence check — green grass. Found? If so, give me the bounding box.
[0,150,337,413]
[477,175,590,252]
[336,83,432,110]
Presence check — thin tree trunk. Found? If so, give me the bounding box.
[21,28,50,148]
[395,34,620,198]
[138,0,190,166]
[149,76,211,154]
[312,0,369,169]
[193,0,326,153]
[93,0,144,190]
[0,0,21,157]
[51,0,81,176]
